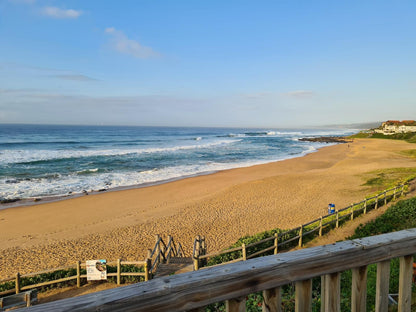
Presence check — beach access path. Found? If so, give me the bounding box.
[0,139,415,278]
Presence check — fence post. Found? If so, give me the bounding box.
[336,211,339,228]
[319,216,323,236]
[242,244,247,261]
[117,259,121,285]
[155,234,161,264]
[401,185,405,196]
[393,187,397,200]
[351,266,367,312]
[145,258,151,281]
[350,204,354,221]
[364,199,367,214]
[201,236,206,256]
[226,297,246,312]
[298,225,303,247]
[194,237,200,271]
[76,261,81,288]
[375,195,378,209]
[274,233,279,254]
[263,287,282,312]
[384,191,387,206]
[296,279,312,312]
[398,255,413,312]
[15,272,21,294]
[375,260,390,312]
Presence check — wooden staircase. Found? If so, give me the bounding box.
[148,235,195,278]
[153,257,193,277]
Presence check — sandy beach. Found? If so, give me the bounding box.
[1,138,415,278]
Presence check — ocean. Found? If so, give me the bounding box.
[0,124,356,202]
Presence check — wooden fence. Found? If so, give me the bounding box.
[194,184,406,270]
[0,259,150,297]
[19,228,416,311]
[0,235,185,297]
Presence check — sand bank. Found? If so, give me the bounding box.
[0,139,415,278]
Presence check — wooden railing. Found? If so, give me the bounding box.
[193,185,406,269]
[0,235,186,297]
[0,259,150,297]
[20,228,416,311]
[148,234,186,273]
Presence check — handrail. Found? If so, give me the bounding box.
[23,228,416,312]
[148,235,188,273]
[194,184,406,268]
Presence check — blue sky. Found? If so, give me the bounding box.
[0,0,415,127]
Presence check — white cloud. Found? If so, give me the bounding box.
[105,27,160,59]
[41,6,82,19]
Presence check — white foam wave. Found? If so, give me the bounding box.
[0,139,238,165]
[0,143,323,201]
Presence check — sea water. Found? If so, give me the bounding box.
[0,124,356,201]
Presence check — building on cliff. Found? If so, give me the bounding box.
[374,120,416,134]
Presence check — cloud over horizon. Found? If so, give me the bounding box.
[41,6,82,19]
[284,90,316,99]
[105,27,160,59]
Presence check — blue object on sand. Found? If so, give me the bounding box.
[328,203,335,214]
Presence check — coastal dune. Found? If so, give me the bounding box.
[0,138,415,278]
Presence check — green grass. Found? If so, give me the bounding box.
[360,168,416,190]
[349,131,416,143]
[400,149,416,159]
[349,197,416,239]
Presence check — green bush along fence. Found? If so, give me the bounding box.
[194,184,406,269]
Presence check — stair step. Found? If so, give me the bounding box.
[168,257,193,264]
[154,257,194,277]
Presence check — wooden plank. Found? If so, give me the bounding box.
[121,261,146,265]
[303,227,319,237]
[120,273,145,277]
[21,229,416,312]
[246,236,275,248]
[262,287,281,312]
[324,273,340,312]
[199,246,243,259]
[226,296,245,312]
[0,289,16,297]
[20,276,77,291]
[375,260,390,312]
[295,279,312,312]
[398,255,412,312]
[351,266,367,312]
[247,246,276,260]
[320,276,325,312]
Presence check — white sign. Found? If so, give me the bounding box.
[86,260,107,281]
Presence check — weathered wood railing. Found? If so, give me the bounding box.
[194,185,406,269]
[0,259,150,297]
[148,234,186,273]
[20,228,416,311]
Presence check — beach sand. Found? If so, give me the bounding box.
[0,138,415,278]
